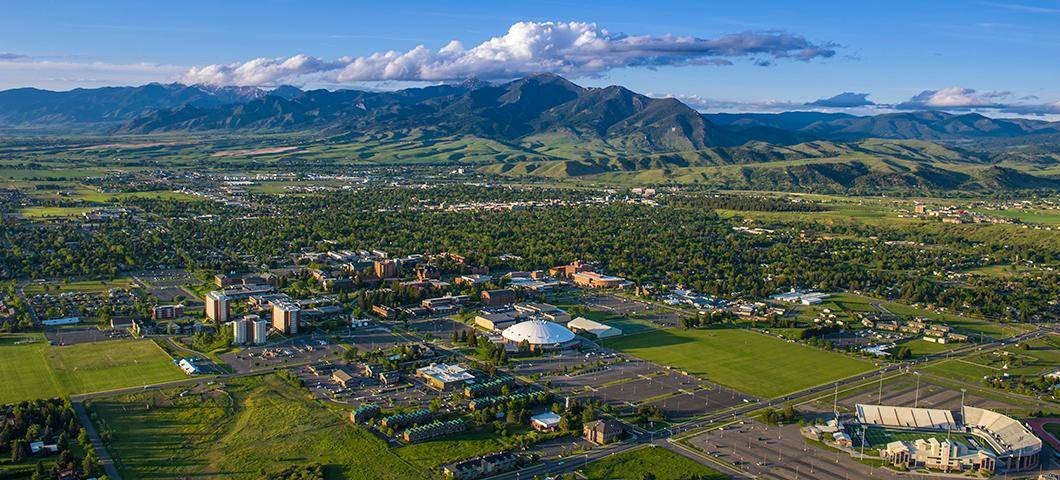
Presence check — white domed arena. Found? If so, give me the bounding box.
[501,320,577,350]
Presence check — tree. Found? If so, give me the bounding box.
[11,439,28,462]
[343,346,359,362]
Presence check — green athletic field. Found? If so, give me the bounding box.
[853,425,993,454]
[0,333,184,403]
[605,327,873,398]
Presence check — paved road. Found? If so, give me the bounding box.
[72,401,121,480]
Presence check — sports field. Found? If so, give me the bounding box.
[86,374,427,480]
[0,333,184,403]
[604,327,873,398]
[854,425,990,453]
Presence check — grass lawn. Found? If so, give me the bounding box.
[86,374,427,480]
[45,339,185,394]
[18,206,95,218]
[895,338,957,357]
[394,427,510,470]
[0,334,183,403]
[828,292,1023,339]
[924,335,1060,383]
[0,334,63,404]
[23,277,135,294]
[605,327,873,398]
[581,446,726,480]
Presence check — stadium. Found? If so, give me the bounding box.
[851,404,1042,473]
[501,319,577,351]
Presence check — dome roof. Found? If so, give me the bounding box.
[502,319,576,345]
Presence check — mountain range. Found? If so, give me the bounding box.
[0,74,1057,191]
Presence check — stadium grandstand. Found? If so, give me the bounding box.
[851,404,1041,473]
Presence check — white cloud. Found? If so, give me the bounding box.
[897,87,1007,108]
[182,21,837,86]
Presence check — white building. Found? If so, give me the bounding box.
[567,317,622,338]
[501,320,576,351]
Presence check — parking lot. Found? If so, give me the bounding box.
[686,420,906,480]
[578,293,682,329]
[519,352,749,422]
[343,327,410,353]
[405,317,473,342]
[220,336,345,373]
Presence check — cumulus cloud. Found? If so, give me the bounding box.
[182,21,838,86]
[892,87,1060,116]
[896,87,1009,109]
[807,92,874,108]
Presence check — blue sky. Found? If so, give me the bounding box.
[2,0,1059,116]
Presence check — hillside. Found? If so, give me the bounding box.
[0,74,1058,191]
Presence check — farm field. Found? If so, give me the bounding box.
[86,374,427,480]
[604,327,873,398]
[580,446,727,480]
[0,333,182,403]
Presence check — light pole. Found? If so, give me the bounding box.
[878,367,885,404]
[914,371,921,408]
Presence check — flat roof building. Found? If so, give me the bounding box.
[474,311,520,332]
[481,289,517,307]
[570,271,625,288]
[513,302,571,323]
[416,363,475,390]
[567,316,622,339]
[272,299,301,334]
[530,412,562,432]
[205,290,231,322]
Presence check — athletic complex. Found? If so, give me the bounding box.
[850,404,1042,474]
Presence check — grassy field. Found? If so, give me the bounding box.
[23,277,135,294]
[895,338,958,357]
[394,427,510,471]
[604,327,873,398]
[0,334,63,403]
[824,292,1024,339]
[580,446,726,480]
[18,206,95,218]
[924,335,1060,383]
[86,374,427,480]
[857,425,985,451]
[982,208,1060,225]
[45,339,185,393]
[0,334,182,403]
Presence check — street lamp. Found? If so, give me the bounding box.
[913,371,921,408]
